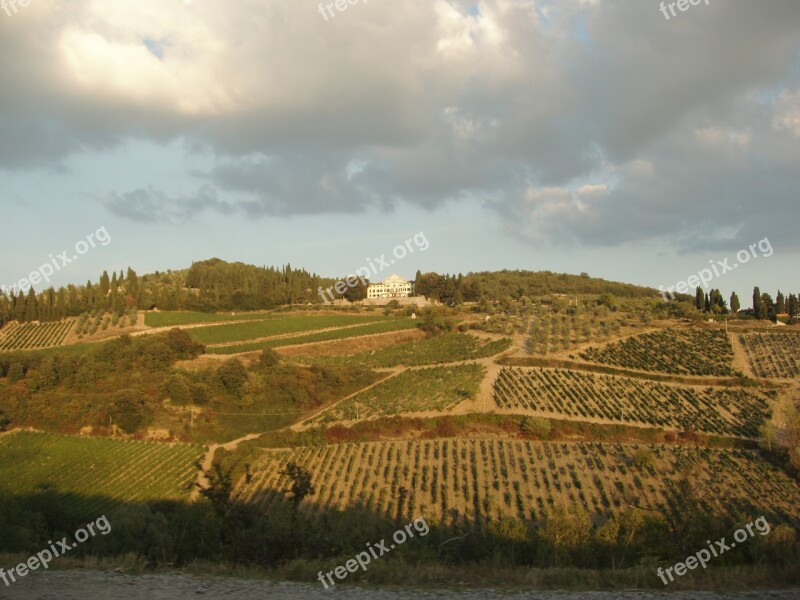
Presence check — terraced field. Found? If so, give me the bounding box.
[209,318,419,354]
[310,364,486,424]
[189,314,404,345]
[74,309,137,336]
[0,320,74,351]
[237,439,800,526]
[0,431,203,515]
[296,334,511,367]
[526,312,622,355]
[144,310,278,327]
[739,332,800,378]
[580,328,734,376]
[493,367,770,437]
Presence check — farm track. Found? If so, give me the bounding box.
[729,332,756,379]
[290,369,404,431]
[11,570,800,598]
[192,433,264,501]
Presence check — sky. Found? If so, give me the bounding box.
[1,0,799,305]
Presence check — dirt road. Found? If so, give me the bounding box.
[2,570,795,600]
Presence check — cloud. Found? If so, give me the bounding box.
[100,184,232,224]
[1,0,799,252]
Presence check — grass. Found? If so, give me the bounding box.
[189,369,383,443]
[295,333,512,367]
[189,314,396,345]
[0,340,97,358]
[312,364,486,423]
[208,319,420,355]
[144,310,280,327]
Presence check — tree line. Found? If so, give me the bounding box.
[414,270,658,306]
[686,286,798,323]
[0,259,332,326]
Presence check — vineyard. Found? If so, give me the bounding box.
[580,328,735,376]
[236,439,800,526]
[297,334,512,368]
[475,301,648,343]
[493,368,770,437]
[74,309,137,337]
[0,431,203,515]
[739,332,800,378]
[310,364,485,424]
[526,312,622,355]
[0,320,74,351]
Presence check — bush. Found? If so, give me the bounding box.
[191,383,212,406]
[258,349,280,369]
[6,362,26,384]
[521,416,552,438]
[111,390,154,434]
[162,375,192,406]
[632,448,655,470]
[217,359,249,398]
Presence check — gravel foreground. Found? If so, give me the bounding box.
[1,571,799,600]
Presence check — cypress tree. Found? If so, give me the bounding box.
[753,287,761,319]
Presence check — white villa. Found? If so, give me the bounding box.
[366,274,415,299]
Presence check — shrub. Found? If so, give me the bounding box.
[258,349,280,369]
[162,374,192,405]
[111,390,154,434]
[632,448,655,470]
[521,416,552,438]
[191,383,212,406]
[217,359,249,398]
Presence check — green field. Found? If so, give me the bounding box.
[298,333,512,367]
[189,314,397,346]
[144,310,279,327]
[312,364,486,424]
[208,318,420,354]
[0,431,203,515]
